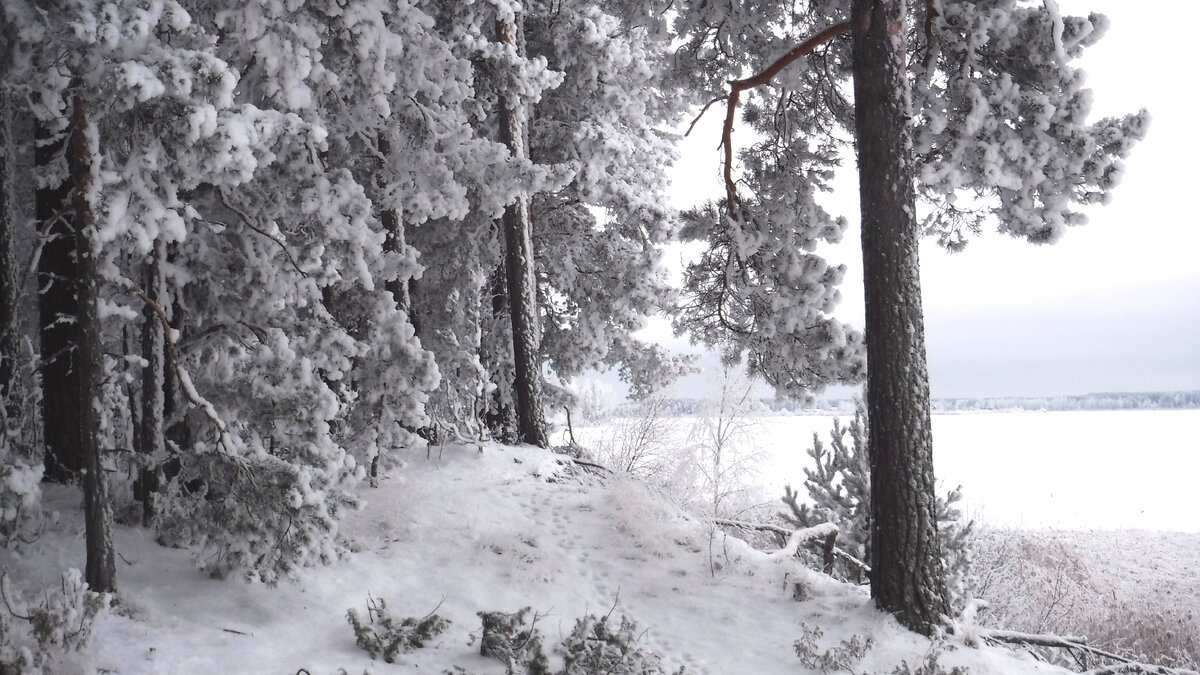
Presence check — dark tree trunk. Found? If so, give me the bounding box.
[136,238,166,524]
[0,65,18,425]
[497,12,547,448]
[851,0,948,635]
[36,115,84,483]
[377,134,413,315]
[484,261,517,444]
[67,94,115,594]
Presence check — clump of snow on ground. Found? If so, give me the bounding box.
[3,442,1075,673]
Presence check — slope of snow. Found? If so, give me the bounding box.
[2,442,1070,674]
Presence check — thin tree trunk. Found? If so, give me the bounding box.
[67,93,115,593]
[137,238,166,524]
[377,134,412,314]
[851,0,948,635]
[0,59,18,426]
[496,12,547,448]
[36,114,84,483]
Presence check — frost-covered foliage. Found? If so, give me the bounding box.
[674,202,865,399]
[912,1,1150,248]
[0,0,448,581]
[972,531,1200,669]
[525,0,690,398]
[477,607,551,675]
[669,0,1146,393]
[781,405,977,608]
[0,569,110,674]
[345,596,450,664]
[793,623,874,674]
[558,612,676,675]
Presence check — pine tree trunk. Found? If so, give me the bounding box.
[137,238,166,524]
[36,114,84,483]
[0,61,18,425]
[497,12,547,448]
[67,93,115,594]
[377,134,413,314]
[484,261,518,444]
[850,0,948,635]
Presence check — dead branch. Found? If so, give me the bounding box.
[719,21,851,217]
[714,518,869,573]
[685,94,728,137]
[1086,664,1200,675]
[980,630,1162,670]
[216,191,308,278]
[571,458,612,475]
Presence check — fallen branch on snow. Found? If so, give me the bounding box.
[714,519,870,574]
[981,630,1199,675]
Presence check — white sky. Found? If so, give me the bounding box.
[656,0,1200,399]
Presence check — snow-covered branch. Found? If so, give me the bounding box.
[718,21,850,218]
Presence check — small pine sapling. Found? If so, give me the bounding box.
[0,569,110,673]
[781,404,977,610]
[559,611,673,675]
[345,596,449,663]
[477,607,550,675]
[889,646,970,675]
[793,624,874,674]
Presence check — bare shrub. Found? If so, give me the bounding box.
[972,529,1199,669]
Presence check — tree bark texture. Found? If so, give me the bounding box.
[137,237,166,524]
[851,0,948,635]
[497,13,548,448]
[36,115,85,482]
[67,94,116,593]
[484,260,518,444]
[0,69,18,424]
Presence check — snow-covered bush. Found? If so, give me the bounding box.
[477,607,551,675]
[559,612,679,675]
[345,596,450,664]
[781,404,977,608]
[0,569,110,674]
[792,624,873,673]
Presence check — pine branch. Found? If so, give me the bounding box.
[719,21,851,217]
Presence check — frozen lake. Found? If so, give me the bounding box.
[575,409,1200,532]
[751,409,1200,532]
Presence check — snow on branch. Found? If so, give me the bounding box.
[715,518,870,573]
[1085,664,1200,675]
[981,630,1199,675]
[708,21,851,219]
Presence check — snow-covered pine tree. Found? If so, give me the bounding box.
[672,0,1145,634]
[523,0,693,401]
[781,405,976,610]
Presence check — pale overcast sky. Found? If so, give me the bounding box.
[657,0,1200,399]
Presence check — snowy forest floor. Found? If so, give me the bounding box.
[1,441,1190,674]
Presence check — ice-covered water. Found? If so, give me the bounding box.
[753,409,1200,532]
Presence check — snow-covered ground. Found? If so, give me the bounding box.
[4,441,1079,674]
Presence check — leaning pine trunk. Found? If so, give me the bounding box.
[851,0,948,635]
[67,93,115,594]
[496,12,547,448]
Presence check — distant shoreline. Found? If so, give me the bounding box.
[603,390,1200,416]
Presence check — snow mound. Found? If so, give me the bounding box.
[3,442,1070,673]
